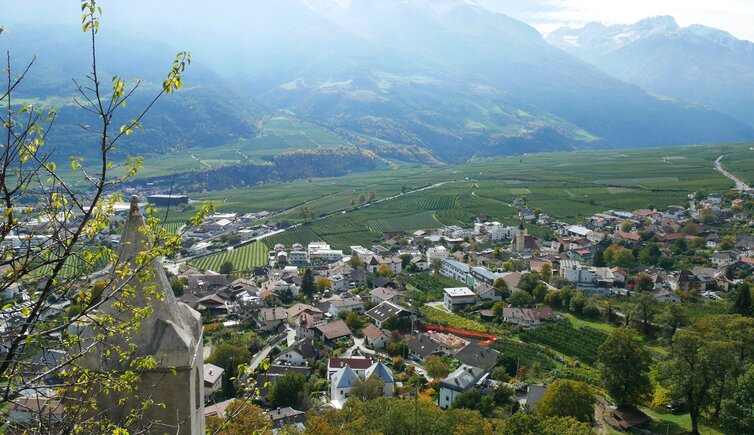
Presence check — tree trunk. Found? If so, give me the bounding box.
[689,409,700,435]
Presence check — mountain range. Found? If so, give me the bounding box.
[2,1,753,173]
[547,16,754,126]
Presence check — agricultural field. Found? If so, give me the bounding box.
[188,241,268,273]
[188,142,754,249]
[31,252,109,280]
[419,306,508,337]
[407,273,468,303]
[367,211,440,233]
[490,338,560,373]
[519,320,608,365]
[108,116,354,180]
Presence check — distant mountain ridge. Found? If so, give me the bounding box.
[547,16,754,126]
[1,4,753,169]
[221,1,753,160]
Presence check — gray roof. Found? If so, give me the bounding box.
[407,334,441,358]
[365,362,394,384]
[525,384,548,408]
[280,338,318,360]
[365,301,406,323]
[453,343,500,371]
[439,364,485,393]
[332,365,358,389]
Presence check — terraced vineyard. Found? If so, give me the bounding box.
[31,252,109,280]
[367,211,440,233]
[490,339,559,372]
[189,241,268,272]
[190,142,753,250]
[519,320,608,365]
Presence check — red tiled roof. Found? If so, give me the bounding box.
[329,357,373,370]
[616,231,641,241]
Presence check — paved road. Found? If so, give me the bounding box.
[248,332,287,371]
[715,155,751,191]
[345,337,377,357]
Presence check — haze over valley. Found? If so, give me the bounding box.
[2,0,754,190]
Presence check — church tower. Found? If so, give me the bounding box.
[515,221,527,252]
[72,196,205,434]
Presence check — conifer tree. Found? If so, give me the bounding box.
[732,283,753,317]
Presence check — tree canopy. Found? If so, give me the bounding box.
[536,380,595,423]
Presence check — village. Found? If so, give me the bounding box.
[2,179,754,433]
[134,190,754,429]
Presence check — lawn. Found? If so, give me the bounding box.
[560,312,617,334]
[642,408,724,435]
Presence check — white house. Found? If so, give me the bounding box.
[363,324,390,349]
[654,291,682,303]
[426,246,449,264]
[329,298,365,317]
[276,338,318,366]
[502,306,556,327]
[438,365,486,409]
[365,361,395,396]
[330,365,358,405]
[440,259,470,282]
[443,287,476,311]
[204,363,224,399]
[330,361,394,407]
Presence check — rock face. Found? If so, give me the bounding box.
[74,196,205,434]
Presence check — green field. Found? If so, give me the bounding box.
[188,241,268,272]
[106,117,355,180]
[186,142,753,249]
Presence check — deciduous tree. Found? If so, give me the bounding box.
[424,355,450,379]
[269,372,306,408]
[536,380,595,423]
[349,375,385,401]
[597,328,652,407]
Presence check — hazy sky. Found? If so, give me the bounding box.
[2,0,753,42]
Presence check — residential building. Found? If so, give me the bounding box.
[365,301,409,329]
[308,242,344,263]
[286,303,323,326]
[328,357,374,379]
[363,324,390,349]
[440,259,470,282]
[276,338,318,366]
[330,361,393,408]
[426,246,449,264]
[502,307,556,327]
[314,319,352,342]
[267,407,306,430]
[453,343,499,371]
[654,291,682,303]
[203,364,224,399]
[443,287,476,311]
[407,334,441,362]
[329,298,365,317]
[365,362,395,397]
[370,287,407,304]
[438,365,487,409]
[255,307,287,332]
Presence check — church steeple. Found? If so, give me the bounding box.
[72,196,205,434]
